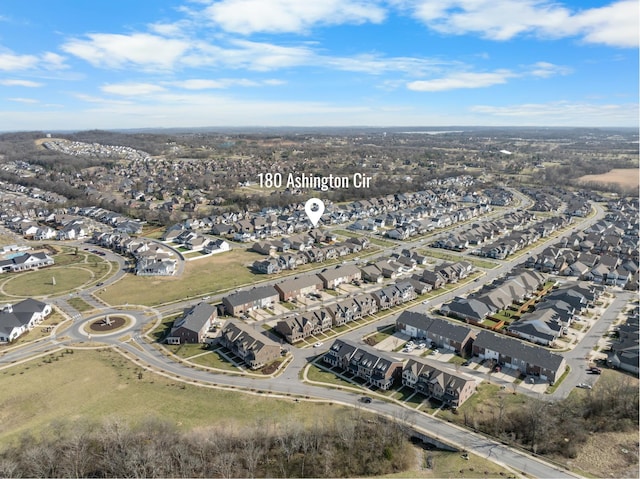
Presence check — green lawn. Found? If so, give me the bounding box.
[165,342,206,359]
[420,248,499,269]
[363,325,395,346]
[305,363,361,389]
[382,449,512,478]
[187,348,243,372]
[147,313,180,342]
[447,355,467,366]
[0,349,353,446]
[67,297,94,312]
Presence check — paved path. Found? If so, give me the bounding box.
[0,195,611,478]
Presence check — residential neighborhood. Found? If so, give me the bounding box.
[0,128,636,479]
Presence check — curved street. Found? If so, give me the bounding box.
[0,196,618,479]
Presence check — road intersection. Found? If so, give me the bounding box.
[0,195,616,478]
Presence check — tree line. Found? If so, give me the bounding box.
[0,412,414,478]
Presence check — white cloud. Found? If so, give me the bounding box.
[101,82,166,96]
[170,78,282,89]
[407,70,515,91]
[471,101,639,125]
[571,0,639,48]
[403,0,638,47]
[0,79,43,87]
[7,97,38,104]
[73,93,133,105]
[62,33,191,70]
[41,52,68,70]
[324,53,454,75]
[0,51,39,71]
[527,62,572,78]
[203,0,385,34]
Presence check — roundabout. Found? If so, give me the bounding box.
[80,313,136,337]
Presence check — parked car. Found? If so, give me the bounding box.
[588,367,602,374]
[576,383,592,389]
[313,341,324,348]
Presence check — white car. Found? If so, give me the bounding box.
[313,342,324,348]
[576,383,592,389]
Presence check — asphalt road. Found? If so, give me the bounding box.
[0,193,611,478]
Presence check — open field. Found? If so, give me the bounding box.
[578,168,639,189]
[0,349,353,447]
[99,249,263,306]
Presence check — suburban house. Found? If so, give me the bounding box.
[166,302,217,344]
[219,321,281,369]
[402,358,477,407]
[0,298,52,342]
[317,264,361,289]
[324,338,403,390]
[608,310,639,374]
[0,252,54,273]
[472,330,567,383]
[439,297,494,323]
[274,274,324,301]
[222,285,280,316]
[396,311,476,356]
[276,310,332,343]
[507,309,563,346]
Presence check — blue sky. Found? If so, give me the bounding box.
[0,0,637,130]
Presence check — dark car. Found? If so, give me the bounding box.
[359,396,372,404]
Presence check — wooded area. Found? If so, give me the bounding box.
[0,413,414,478]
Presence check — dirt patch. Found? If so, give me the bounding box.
[89,316,126,332]
[578,168,640,189]
[261,360,282,375]
[564,430,639,479]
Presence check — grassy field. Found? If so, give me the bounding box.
[66,297,95,312]
[305,362,362,389]
[383,447,512,478]
[0,248,113,301]
[99,249,263,306]
[420,248,499,269]
[0,349,353,447]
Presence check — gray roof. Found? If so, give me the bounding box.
[173,302,216,333]
[474,330,565,372]
[276,274,323,294]
[397,311,474,343]
[223,285,279,307]
[441,297,494,321]
[317,264,360,282]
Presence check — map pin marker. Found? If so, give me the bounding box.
[304,198,325,227]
